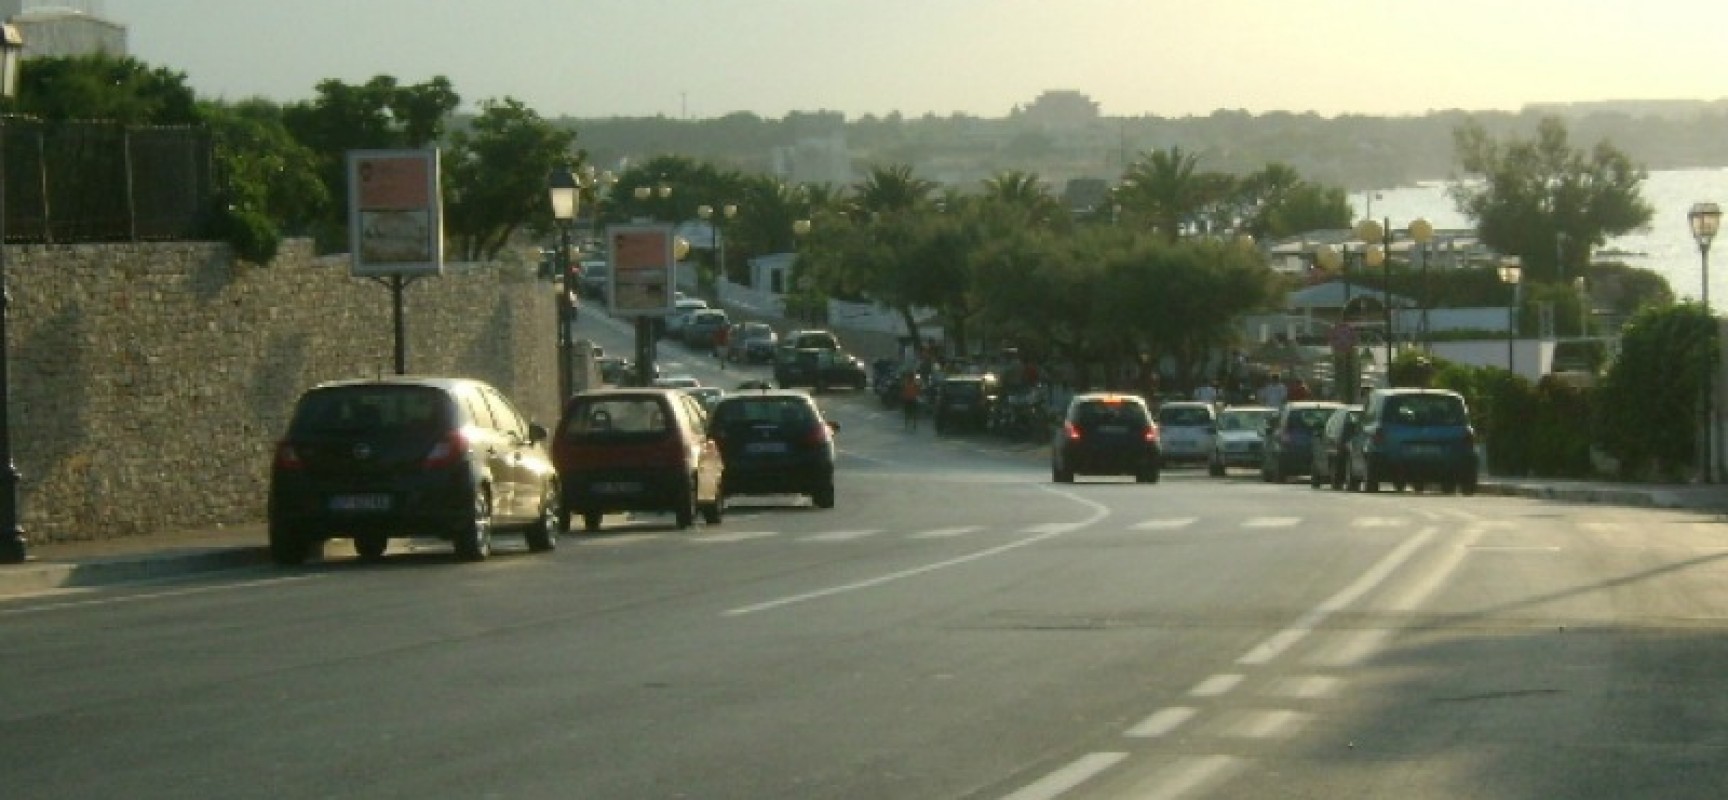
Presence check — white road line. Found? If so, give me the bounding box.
[1352,517,1408,528]
[1125,706,1197,738]
[799,530,883,542]
[1237,527,1436,666]
[1123,755,1242,800]
[1132,517,1198,530]
[1021,521,1085,534]
[1189,673,1245,697]
[690,531,779,543]
[577,534,666,547]
[1263,675,1345,700]
[726,484,1109,616]
[999,752,1127,800]
[1304,629,1393,668]
[1242,516,1300,528]
[0,574,324,616]
[1219,709,1309,739]
[909,526,985,539]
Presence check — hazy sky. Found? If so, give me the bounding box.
[97,0,1725,119]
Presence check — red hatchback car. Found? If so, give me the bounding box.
[552,388,724,532]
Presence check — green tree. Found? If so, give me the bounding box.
[1450,116,1653,283]
[202,99,329,263]
[1595,302,1717,478]
[981,170,1065,229]
[16,53,199,124]
[1118,146,1219,243]
[443,97,576,261]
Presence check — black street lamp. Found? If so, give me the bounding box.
[0,23,29,564]
[547,166,581,403]
[1498,258,1522,375]
[1689,201,1721,482]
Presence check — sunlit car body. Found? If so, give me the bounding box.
[1051,392,1161,483]
[773,347,869,391]
[1310,404,1362,490]
[709,390,839,508]
[267,376,561,564]
[1156,401,1217,467]
[1262,401,1344,483]
[1208,405,1276,476]
[683,386,724,413]
[1346,388,1478,494]
[653,375,701,389]
[681,309,732,350]
[724,322,779,363]
[552,388,724,531]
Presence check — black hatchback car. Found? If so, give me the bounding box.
[1051,393,1161,483]
[932,374,1001,434]
[773,347,869,391]
[267,377,561,564]
[708,390,839,508]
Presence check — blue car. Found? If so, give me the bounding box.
[1261,401,1344,483]
[1346,388,1478,494]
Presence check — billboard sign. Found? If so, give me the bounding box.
[607,223,676,316]
[347,149,443,278]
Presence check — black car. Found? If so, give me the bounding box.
[932,374,1001,433]
[709,391,839,508]
[1051,392,1161,483]
[267,377,561,564]
[773,347,869,391]
[1310,405,1362,490]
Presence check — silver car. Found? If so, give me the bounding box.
[1156,401,1217,467]
[1209,405,1276,476]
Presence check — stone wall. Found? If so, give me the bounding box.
[6,239,559,545]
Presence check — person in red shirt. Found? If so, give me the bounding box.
[713,323,730,369]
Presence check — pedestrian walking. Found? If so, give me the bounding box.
[901,373,923,431]
[713,323,730,369]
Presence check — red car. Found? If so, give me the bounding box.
[552,388,724,532]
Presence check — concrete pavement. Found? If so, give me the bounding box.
[3,476,1725,598]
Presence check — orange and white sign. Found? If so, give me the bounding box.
[347,149,443,277]
[607,224,675,316]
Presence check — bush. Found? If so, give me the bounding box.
[211,205,282,265]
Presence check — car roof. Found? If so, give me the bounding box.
[308,375,479,393]
[1072,392,1146,404]
[1161,401,1213,410]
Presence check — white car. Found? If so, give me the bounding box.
[1156,401,1217,467]
[663,298,710,338]
[1209,405,1277,476]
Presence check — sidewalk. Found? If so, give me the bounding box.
[3,477,1725,598]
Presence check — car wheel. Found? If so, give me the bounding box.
[1394,481,1407,493]
[354,534,388,562]
[1269,462,1285,484]
[1309,467,1323,489]
[1209,456,1225,477]
[1364,463,1381,494]
[1346,458,1363,492]
[582,511,603,532]
[525,487,560,553]
[674,478,697,530]
[1460,469,1479,496]
[1441,480,1457,494]
[1411,481,1426,494]
[1136,468,1161,484]
[268,522,311,566]
[1052,465,1074,484]
[1330,462,1345,491]
[453,488,494,561]
[812,482,836,509]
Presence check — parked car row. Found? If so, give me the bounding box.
[267,374,842,565]
[1047,387,1478,496]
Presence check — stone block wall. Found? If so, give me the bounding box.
[5,239,559,544]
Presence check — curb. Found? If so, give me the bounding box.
[1,546,273,597]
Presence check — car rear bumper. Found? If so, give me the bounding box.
[268,473,475,541]
[563,468,689,513]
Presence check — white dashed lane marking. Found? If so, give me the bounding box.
[1131,517,1198,530]
[799,530,883,543]
[909,526,985,539]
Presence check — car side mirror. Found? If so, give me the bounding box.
[527,422,549,444]
[826,420,841,433]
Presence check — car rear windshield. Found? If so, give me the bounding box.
[1386,395,1468,426]
[289,385,453,435]
[942,382,982,399]
[1074,401,1149,426]
[712,398,816,428]
[561,397,674,440]
[1159,407,1212,426]
[1288,408,1336,431]
[1219,411,1273,431]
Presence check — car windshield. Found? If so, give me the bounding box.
[1219,410,1274,431]
[1159,406,1212,426]
[561,397,672,439]
[1387,395,1468,426]
[712,397,815,428]
[943,382,982,399]
[1074,401,1148,426]
[289,385,451,434]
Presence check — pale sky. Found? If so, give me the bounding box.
[95,0,1726,119]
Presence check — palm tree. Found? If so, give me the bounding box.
[981,170,1063,226]
[1120,146,1204,243]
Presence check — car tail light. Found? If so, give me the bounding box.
[1064,421,1082,441]
[422,430,470,469]
[805,423,831,446]
[273,441,305,471]
[1144,425,1159,444]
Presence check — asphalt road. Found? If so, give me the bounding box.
[5,314,1728,799]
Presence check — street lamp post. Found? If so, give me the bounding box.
[697,202,737,303]
[791,218,813,325]
[547,166,581,403]
[1408,218,1434,347]
[0,23,29,563]
[1688,201,1721,482]
[1499,258,1523,375]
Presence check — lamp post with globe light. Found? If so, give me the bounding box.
[0,23,29,563]
[547,166,581,402]
[1498,258,1522,375]
[1688,201,1721,481]
[697,202,737,303]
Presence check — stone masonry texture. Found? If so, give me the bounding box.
[5,239,559,545]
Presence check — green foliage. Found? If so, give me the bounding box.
[1451,116,1654,283]
[211,205,281,265]
[443,97,576,261]
[1595,302,1718,478]
[203,99,328,240]
[1428,355,1594,477]
[16,54,199,125]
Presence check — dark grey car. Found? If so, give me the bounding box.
[267,377,561,564]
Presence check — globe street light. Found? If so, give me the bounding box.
[1498,258,1522,375]
[1688,201,1720,313]
[0,23,29,563]
[547,166,581,402]
[1408,218,1435,346]
[697,202,737,302]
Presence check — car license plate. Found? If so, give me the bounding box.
[593,481,643,494]
[746,441,788,454]
[951,403,970,411]
[329,494,391,512]
[1100,425,1127,434]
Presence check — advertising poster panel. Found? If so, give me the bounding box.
[607,223,676,316]
[347,149,443,277]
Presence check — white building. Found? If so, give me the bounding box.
[3,1,127,59]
